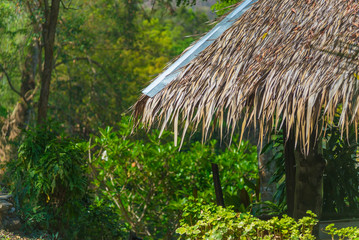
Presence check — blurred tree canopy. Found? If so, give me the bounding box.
[0,0,210,142]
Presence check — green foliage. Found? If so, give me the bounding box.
[211,0,241,17]
[0,0,210,136]
[253,200,287,217]
[0,0,29,111]
[322,113,359,219]
[88,117,258,239]
[177,198,318,239]
[324,224,359,240]
[50,3,210,135]
[73,199,128,239]
[5,123,88,237]
[0,105,8,118]
[261,130,287,213]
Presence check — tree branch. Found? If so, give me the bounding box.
[54,57,113,83]
[0,63,22,98]
[105,175,136,230]
[60,0,76,10]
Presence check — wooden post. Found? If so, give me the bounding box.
[212,163,225,207]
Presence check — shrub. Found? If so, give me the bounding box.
[324,224,359,240]
[4,118,259,239]
[88,118,259,239]
[73,198,128,239]
[5,124,88,237]
[177,197,318,239]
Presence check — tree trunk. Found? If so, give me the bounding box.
[37,0,61,124]
[293,142,325,219]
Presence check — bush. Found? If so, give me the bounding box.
[324,224,359,240]
[88,118,259,239]
[4,118,259,239]
[177,198,359,239]
[5,124,88,238]
[73,198,128,239]
[177,197,318,239]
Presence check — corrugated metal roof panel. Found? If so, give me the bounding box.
[142,0,258,97]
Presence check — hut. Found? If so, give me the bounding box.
[133,0,359,220]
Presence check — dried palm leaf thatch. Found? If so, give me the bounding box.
[133,0,359,153]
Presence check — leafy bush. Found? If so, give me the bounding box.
[322,120,359,219]
[177,198,359,240]
[177,197,318,240]
[3,117,258,239]
[5,124,88,237]
[88,118,258,239]
[73,198,128,239]
[324,224,359,240]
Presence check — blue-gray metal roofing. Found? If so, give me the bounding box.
[142,0,258,97]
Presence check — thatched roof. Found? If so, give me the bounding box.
[133,0,359,152]
[143,0,257,97]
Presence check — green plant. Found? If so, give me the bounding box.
[324,224,359,240]
[260,129,287,214]
[322,115,359,219]
[88,117,259,239]
[5,123,88,237]
[177,197,318,239]
[253,200,287,216]
[73,198,128,239]
[211,0,242,17]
